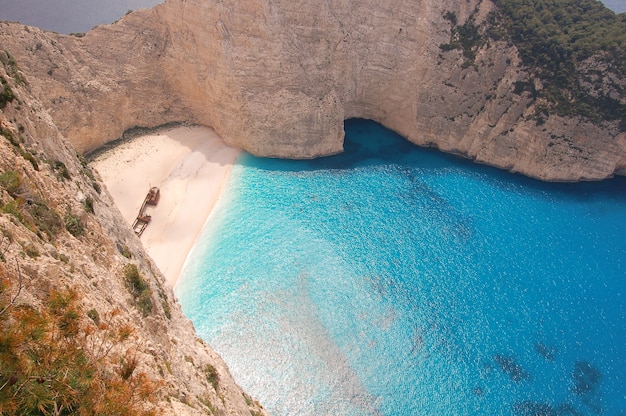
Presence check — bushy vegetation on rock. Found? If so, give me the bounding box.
[0,170,21,197]
[64,212,84,238]
[1,127,39,171]
[493,0,626,64]
[440,10,486,68]
[490,0,626,127]
[0,271,160,415]
[54,161,71,181]
[123,264,154,317]
[440,0,625,128]
[0,76,15,109]
[0,170,64,241]
[0,43,268,415]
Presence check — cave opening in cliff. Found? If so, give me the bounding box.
[307,118,426,170]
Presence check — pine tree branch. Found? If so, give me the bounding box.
[0,258,23,317]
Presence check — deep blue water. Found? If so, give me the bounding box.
[176,119,625,416]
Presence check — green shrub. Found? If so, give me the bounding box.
[0,170,21,196]
[0,192,62,241]
[123,264,147,296]
[0,76,15,109]
[136,291,153,316]
[0,228,12,262]
[490,0,626,126]
[198,395,218,414]
[77,152,89,169]
[87,308,100,325]
[19,149,39,170]
[64,212,84,237]
[204,364,219,391]
[153,279,172,320]
[54,161,71,180]
[1,200,23,222]
[117,242,132,259]
[0,126,19,147]
[160,294,171,320]
[439,10,484,67]
[123,264,153,316]
[27,201,63,240]
[23,243,39,258]
[84,196,94,214]
[117,354,138,381]
[2,50,25,85]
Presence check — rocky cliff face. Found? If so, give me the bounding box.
[0,0,624,413]
[0,54,266,414]
[1,0,625,181]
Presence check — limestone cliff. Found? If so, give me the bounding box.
[0,0,624,413]
[1,0,625,181]
[0,54,266,414]
[1,0,625,180]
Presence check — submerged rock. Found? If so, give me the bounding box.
[571,360,601,396]
[534,341,556,361]
[513,401,583,416]
[494,354,531,382]
[513,401,556,416]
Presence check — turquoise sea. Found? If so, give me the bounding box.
[176,119,625,416]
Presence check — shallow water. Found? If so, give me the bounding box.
[176,119,625,415]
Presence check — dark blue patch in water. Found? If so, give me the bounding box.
[177,118,626,416]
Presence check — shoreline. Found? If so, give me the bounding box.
[91,125,241,287]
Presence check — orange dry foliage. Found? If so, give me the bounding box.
[0,262,162,415]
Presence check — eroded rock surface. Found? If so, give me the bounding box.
[1,0,625,181]
[0,43,267,416]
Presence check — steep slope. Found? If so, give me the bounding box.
[0,0,624,412]
[1,0,625,181]
[0,51,266,415]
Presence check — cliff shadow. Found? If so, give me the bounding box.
[241,118,626,206]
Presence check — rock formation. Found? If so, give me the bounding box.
[0,0,625,181]
[0,50,266,414]
[0,0,624,412]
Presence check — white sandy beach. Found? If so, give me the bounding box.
[91,125,240,287]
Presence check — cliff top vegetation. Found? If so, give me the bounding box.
[491,0,626,128]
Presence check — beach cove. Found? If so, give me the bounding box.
[175,119,626,415]
[92,119,626,415]
[91,125,240,287]
[2,0,623,413]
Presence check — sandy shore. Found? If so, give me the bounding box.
[91,125,241,287]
